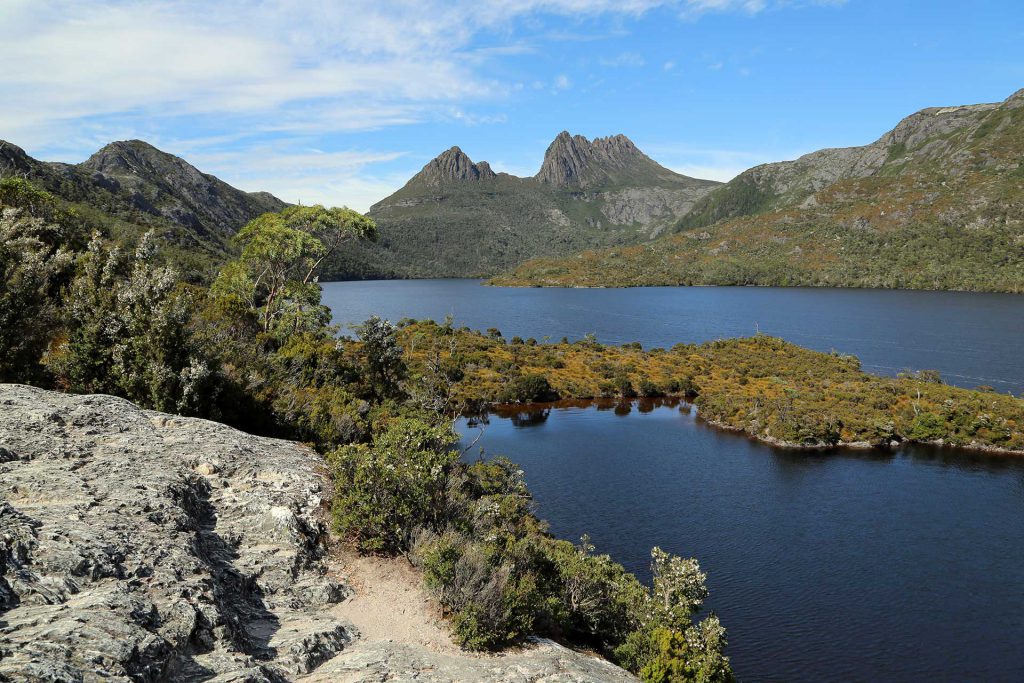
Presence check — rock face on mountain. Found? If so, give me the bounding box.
[536,132,681,189]
[0,385,636,682]
[78,140,286,236]
[0,139,285,242]
[327,133,719,279]
[413,146,498,186]
[498,88,1024,292]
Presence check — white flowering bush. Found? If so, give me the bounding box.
[0,178,84,382]
[48,231,218,414]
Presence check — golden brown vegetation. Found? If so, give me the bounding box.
[395,320,1024,452]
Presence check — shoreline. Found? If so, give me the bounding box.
[477,397,1024,458]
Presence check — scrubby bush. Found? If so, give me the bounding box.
[501,373,558,403]
[638,377,663,397]
[0,182,83,382]
[329,418,458,553]
[907,412,947,441]
[48,232,218,415]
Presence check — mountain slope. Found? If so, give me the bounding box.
[326,133,719,279]
[0,139,286,275]
[495,89,1024,292]
[79,140,286,236]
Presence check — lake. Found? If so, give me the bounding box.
[323,279,1024,395]
[323,280,1024,681]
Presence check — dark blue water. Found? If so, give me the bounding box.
[459,401,1024,682]
[322,279,1024,394]
[322,280,1024,681]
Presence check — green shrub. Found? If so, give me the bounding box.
[908,412,947,441]
[638,377,663,397]
[329,417,457,553]
[501,373,558,403]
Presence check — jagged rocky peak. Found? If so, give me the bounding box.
[413,145,497,186]
[536,131,652,188]
[80,139,202,179]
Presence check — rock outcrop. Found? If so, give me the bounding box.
[410,147,498,187]
[0,385,636,682]
[535,132,680,189]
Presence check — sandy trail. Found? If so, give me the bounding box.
[327,550,463,654]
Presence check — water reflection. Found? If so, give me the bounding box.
[455,399,1024,681]
[479,398,1024,474]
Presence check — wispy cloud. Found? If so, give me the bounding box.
[651,145,806,182]
[1,0,846,209]
[600,52,647,67]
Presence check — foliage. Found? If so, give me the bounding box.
[632,623,732,683]
[353,316,406,400]
[0,179,85,381]
[213,205,376,338]
[500,373,558,403]
[47,232,217,415]
[651,547,709,630]
[396,321,1024,452]
[329,418,458,553]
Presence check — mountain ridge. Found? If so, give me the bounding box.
[0,138,288,277]
[0,139,287,238]
[329,131,720,279]
[495,88,1024,292]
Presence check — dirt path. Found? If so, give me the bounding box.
[327,550,463,654]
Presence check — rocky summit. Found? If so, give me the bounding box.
[325,132,719,279]
[411,146,497,186]
[0,140,286,268]
[0,385,637,682]
[77,140,286,236]
[535,132,677,189]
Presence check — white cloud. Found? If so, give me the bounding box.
[599,52,647,67]
[188,145,411,213]
[0,0,845,209]
[652,146,805,182]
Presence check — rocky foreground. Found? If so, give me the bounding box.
[0,384,636,682]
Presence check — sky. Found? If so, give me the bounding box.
[3,1,1023,212]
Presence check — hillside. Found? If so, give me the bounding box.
[494,89,1024,291]
[0,139,286,277]
[326,133,719,279]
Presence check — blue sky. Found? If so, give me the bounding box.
[3,0,1022,211]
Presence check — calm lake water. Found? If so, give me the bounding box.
[323,280,1024,681]
[323,279,1024,394]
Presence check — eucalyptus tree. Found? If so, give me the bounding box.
[212,205,377,340]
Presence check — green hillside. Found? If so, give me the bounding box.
[325,133,719,279]
[494,89,1024,292]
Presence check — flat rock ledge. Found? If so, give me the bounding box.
[0,385,636,682]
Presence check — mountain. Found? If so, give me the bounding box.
[326,132,720,279]
[0,139,286,274]
[495,88,1024,292]
[77,140,286,235]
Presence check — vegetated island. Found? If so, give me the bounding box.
[394,320,1024,454]
[491,88,1024,291]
